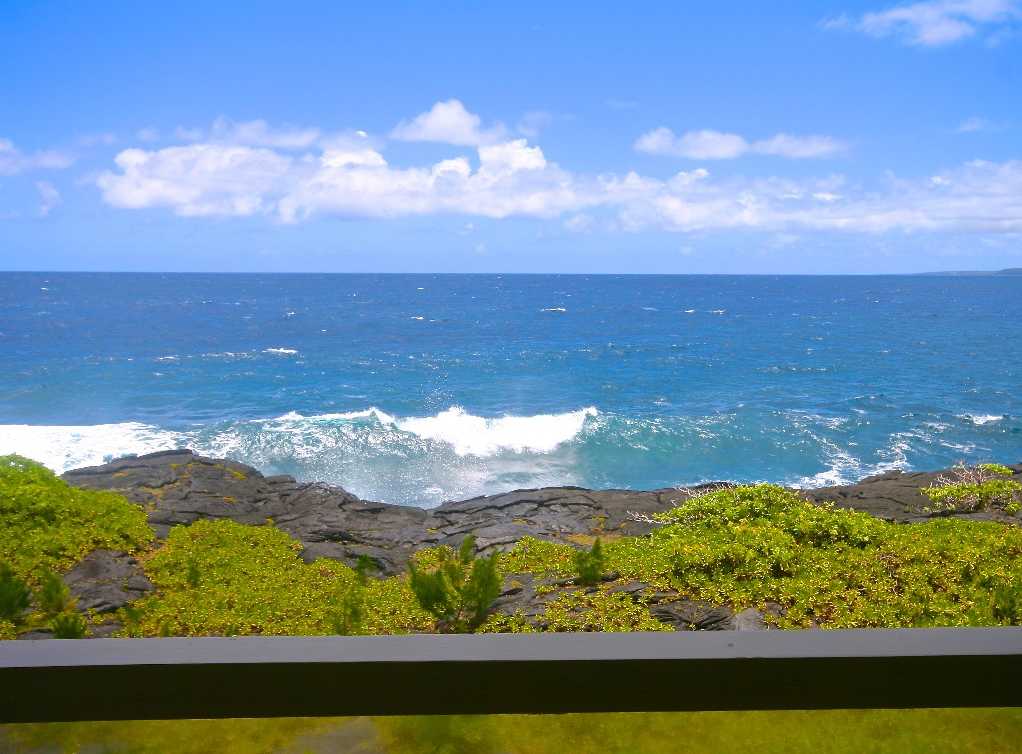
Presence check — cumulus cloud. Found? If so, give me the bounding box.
[634,128,846,159]
[278,138,585,222]
[824,0,1021,46]
[94,116,1022,237]
[96,144,293,216]
[390,99,507,146]
[35,181,60,217]
[0,138,75,175]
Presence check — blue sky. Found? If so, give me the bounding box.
[1,0,1020,273]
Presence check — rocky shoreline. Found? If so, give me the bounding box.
[44,449,1021,637]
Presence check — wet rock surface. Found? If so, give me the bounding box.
[59,449,1021,633]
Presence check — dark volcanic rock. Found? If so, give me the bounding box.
[63,450,428,574]
[804,464,1022,523]
[61,450,699,574]
[63,550,154,613]
[61,450,1022,587]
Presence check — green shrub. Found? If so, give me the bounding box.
[499,536,575,576]
[50,611,88,639]
[978,463,1014,477]
[573,539,606,586]
[0,564,31,623]
[606,484,1022,628]
[922,463,1022,514]
[125,519,430,637]
[0,455,153,582]
[408,535,501,632]
[37,571,72,617]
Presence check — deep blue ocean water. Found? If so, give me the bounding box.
[0,272,1019,506]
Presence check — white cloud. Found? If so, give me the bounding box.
[94,123,1022,237]
[136,127,161,142]
[279,138,584,222]
[0,138,75,175]
[825,0,1021,46]
[634,128,846,159]
[635,128,748,159]
[96,144,292,216]
[619,161,1022,234]
[390,99,507,146]
[35,181,60,217]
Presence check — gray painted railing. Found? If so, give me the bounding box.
[1,628,1020,722]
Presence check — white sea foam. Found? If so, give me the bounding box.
[263,347,298,355]
[260,406,597,456]
[0,423,183,474]
[683,309,696,313]
[269,407,398,424]
[957,413,1004,425]
[541,307,567,312]
[797,430,911,489]
[394,406,597,456]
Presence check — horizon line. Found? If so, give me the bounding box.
[1,269,1018,277]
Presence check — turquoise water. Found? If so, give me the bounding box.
[0,272,1018,506]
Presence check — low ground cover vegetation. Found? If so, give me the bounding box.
[1,455,1020,639]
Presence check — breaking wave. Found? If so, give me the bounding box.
[0,405,1015,507]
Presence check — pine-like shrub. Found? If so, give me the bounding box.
[408,535,501,632]
[38,571,73,617]
[0,563,31,622]
[51,611,87,639]
[574,539,606,586]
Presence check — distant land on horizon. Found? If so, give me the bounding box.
[915,268,1022,277]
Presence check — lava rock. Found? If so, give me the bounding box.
[804,464,1022,523]
[63,550,154,613]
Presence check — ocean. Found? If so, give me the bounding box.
[0,272,1018,507]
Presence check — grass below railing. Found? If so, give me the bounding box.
[3,709,1022,754]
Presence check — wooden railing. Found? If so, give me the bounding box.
[1,628,1020,722]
